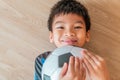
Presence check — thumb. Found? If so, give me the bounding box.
[59,63,68,78]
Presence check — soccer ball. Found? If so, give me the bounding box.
[42,45,84,80]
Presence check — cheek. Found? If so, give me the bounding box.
[77,31,86,37]
[54,31,62,37]
[77,32,86,41]
[53,32,60,41]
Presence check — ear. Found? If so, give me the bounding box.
[86,30,90,42]
[49,31,54,43]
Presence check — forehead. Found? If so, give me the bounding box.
[52,13,85,25]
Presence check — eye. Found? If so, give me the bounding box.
[74,26,82,29]
[56,26,64,29]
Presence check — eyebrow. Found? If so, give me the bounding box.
[75,21,84,24]
[54,20,84,25]
[54,21,64,25]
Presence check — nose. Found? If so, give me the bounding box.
[64,29,75,37]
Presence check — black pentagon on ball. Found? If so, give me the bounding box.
[58,52,73,67]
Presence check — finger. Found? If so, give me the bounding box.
[82,50,96,66]
[95,55,105,66]
[59,62,68,78]
[83,50,96,62]
[80,60,86,80]
[80,59,83,75]
[84,51,103,70]
[67,56,75,74]
[86,50,100,62]
[80,59,82,74]
[83,55,95,74]
[75,57,80,73]
[85,50,104,68]
[82,64,86,80]
[95,55,104,62]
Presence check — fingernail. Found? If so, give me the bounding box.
[81,49,86,54]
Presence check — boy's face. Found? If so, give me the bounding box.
[49,13,90,48]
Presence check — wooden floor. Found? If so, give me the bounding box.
[0,0,120,80]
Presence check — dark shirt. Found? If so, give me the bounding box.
[34,51,51,80]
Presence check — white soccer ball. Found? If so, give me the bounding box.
[42,45,84,80]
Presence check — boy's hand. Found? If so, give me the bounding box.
[59,56,86,80]
[82,50,110,80]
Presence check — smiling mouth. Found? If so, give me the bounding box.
[61,39,77,45]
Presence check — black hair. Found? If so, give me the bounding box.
[48,0,91,32]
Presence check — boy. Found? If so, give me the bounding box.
[34,0,110,80]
